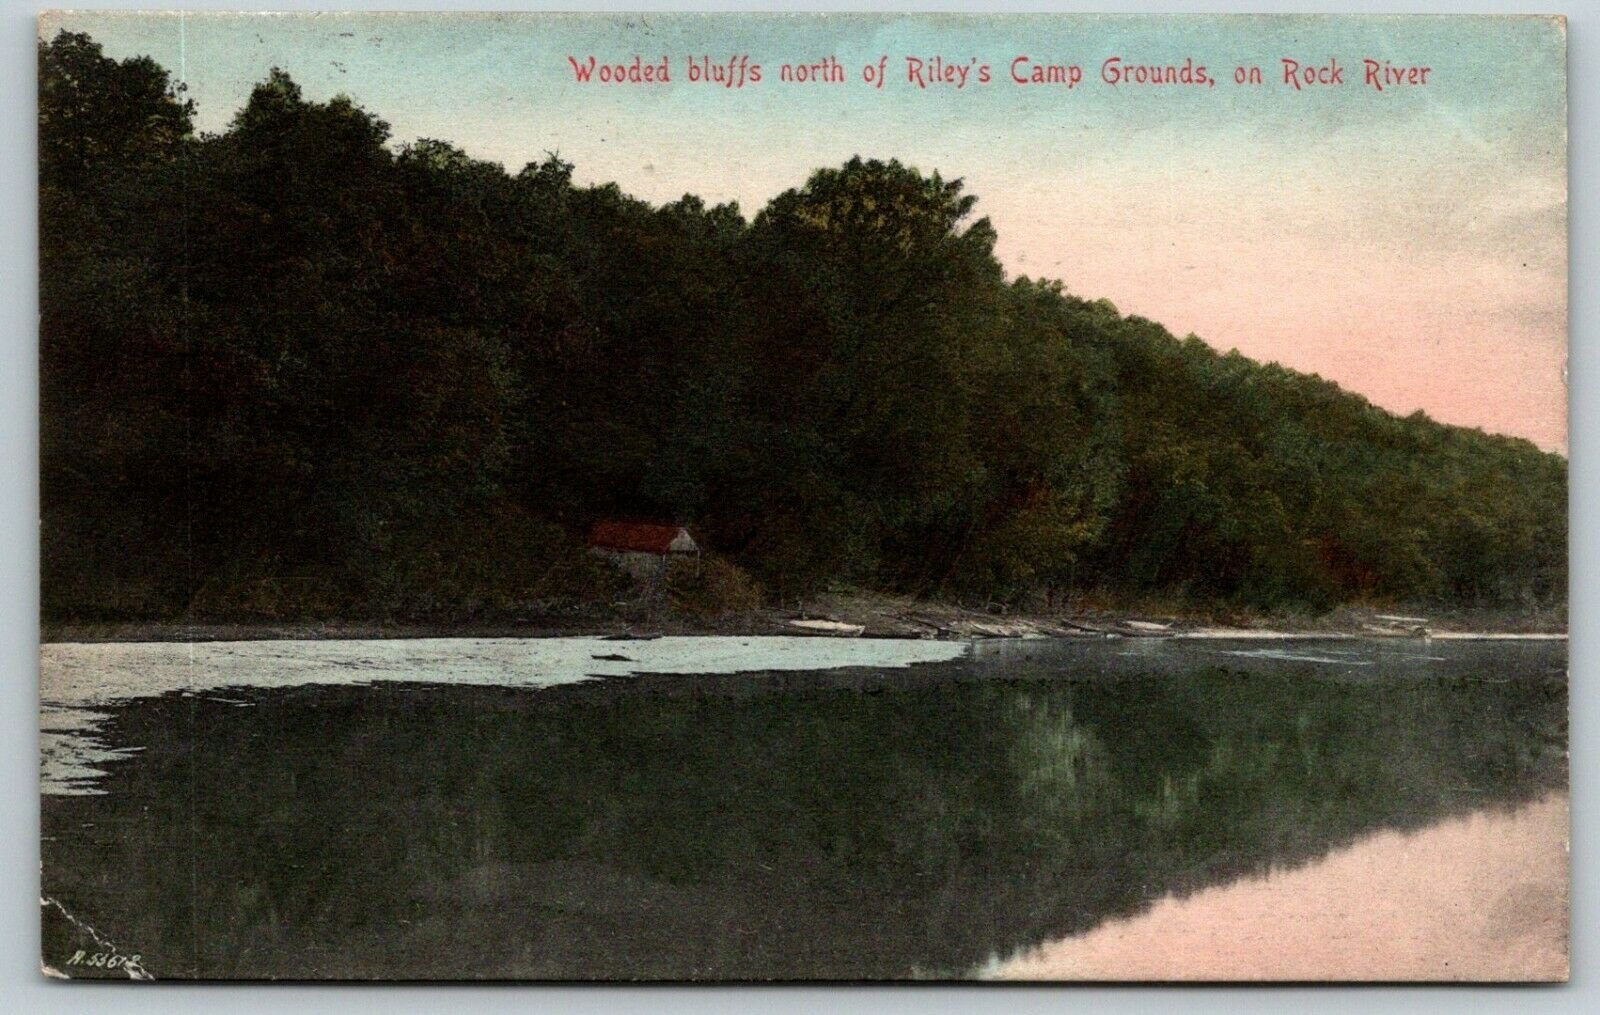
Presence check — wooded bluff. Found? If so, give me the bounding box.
[39,32,1567,624]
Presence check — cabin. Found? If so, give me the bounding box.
[587,521,699,580]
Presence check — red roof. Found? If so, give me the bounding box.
[587,521,695,555]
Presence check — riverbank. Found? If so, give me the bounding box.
[41,592,1565,643]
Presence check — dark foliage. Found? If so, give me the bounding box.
[39,32,1567,621]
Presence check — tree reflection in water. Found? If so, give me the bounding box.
[41,639,1566,979]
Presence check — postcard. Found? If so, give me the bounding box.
[38,12,1568,981]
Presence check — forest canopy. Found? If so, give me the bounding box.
[38,32,1568,623]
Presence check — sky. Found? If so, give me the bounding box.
[40,11,1569,451]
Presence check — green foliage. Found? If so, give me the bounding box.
[665,556,764,619]
[38,31,193,186]
[38,32,1568,621]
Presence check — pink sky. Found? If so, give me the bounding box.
[985,143,1568,451]
[52,13,1570,451]
[990,793,1568,981]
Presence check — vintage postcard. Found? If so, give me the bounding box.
[38,12,1567,981]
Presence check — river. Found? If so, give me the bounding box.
[39,635,1567,980]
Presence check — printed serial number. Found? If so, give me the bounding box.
[66,949,142,970]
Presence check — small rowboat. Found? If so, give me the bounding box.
[787,619,866,637]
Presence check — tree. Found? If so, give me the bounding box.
[38,34,1569,621]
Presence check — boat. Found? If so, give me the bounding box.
[787,619,866,637]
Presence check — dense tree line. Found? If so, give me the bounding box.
[39,32,1567,622]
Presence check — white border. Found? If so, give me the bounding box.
[2,2,1589,1010]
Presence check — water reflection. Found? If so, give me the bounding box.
[41,639,1566,979]
[989,792,1568,981]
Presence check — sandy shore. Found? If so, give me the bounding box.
[986,793,1569,982]
[41,593,1566,644]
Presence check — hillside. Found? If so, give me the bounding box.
[39,32,1567,625]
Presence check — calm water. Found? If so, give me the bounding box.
[40,636,1566,980]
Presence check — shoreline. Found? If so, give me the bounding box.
[40,593,1566,644]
